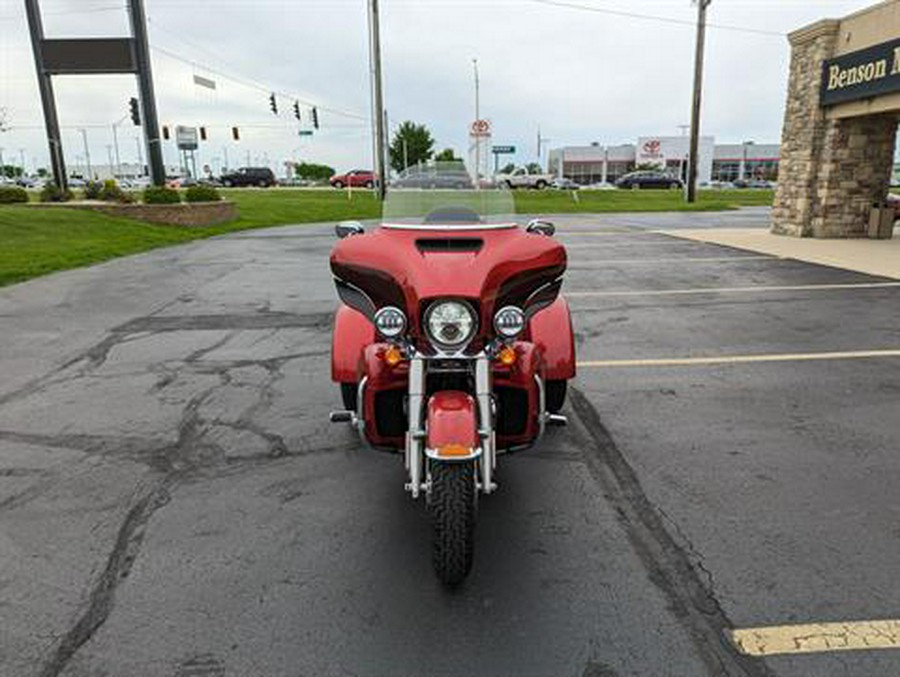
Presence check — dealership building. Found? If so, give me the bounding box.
[547,137,780,185]
[773,0,900,237]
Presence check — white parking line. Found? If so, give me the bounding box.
[577,349,900,369]
[730,620,900,656]
[567,282,900,298]
[570,255,774,265]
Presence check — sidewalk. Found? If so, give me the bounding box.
[659,227,900,280]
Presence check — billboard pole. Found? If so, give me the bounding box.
[687,0,711,203]
[24,0,67,190]
[128,0,165,186]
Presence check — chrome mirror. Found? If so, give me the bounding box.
[336,221,365,239]
[526,219,555,237]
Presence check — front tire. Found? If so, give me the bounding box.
[535,179,547,190]
[340,383,357,411]
[333,181,345,189]
[546,380,567,414]
[428,460,476,587]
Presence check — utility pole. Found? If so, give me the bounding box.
[106,144,114,177]
[686,0,711,203]
[368,0,387,200]
[473,58,480,188]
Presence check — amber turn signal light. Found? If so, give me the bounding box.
[382,344,404,367]
[437,444,473,458]
[496,344,517,367]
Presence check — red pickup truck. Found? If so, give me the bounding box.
[330,170,376,189]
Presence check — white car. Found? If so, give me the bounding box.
[494,167,554,189]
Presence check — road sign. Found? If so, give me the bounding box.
[470,119,491,137]
[298,130,314,137]
[492,145,515,155]
[175,125,198,151]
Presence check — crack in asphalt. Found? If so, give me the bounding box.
[567,386,775,677]
[115,311,334,334]
[37,483,173,677]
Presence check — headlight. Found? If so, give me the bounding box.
[494,306,525,338]
[374,306,406,338]
[425,301,477,349]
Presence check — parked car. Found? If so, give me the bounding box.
[220,167,277,188]
[330,170,376,189]
[494,166,554,189]
[616,171,683,190]
[551,177,580,190]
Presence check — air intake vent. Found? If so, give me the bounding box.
[416,238,483,253]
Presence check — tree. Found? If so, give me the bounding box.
[294,162,335,182]
[389,121,434,173]
[1,165,23,179]
[434,148,458,162]
[499,162,516,175]
[526,162,543,174]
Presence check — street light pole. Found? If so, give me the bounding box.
[135,136,144,175]
[473,58,480,187]
[368,0,387,200]
[80,128,92,178]
[686,0,710,203]
[19,148,27,175]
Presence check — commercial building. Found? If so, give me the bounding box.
[548,137,780,186]
[773,0,900,238]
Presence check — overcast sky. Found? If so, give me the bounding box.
[0,0,877,175]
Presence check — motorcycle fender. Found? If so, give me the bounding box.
[528,296,576,381]
[426,391,479,458]
[331,304,374,384]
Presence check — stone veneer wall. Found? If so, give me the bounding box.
[35,201,238,227]
[772,20,899,238]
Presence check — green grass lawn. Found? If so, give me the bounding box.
[1,188,773,288]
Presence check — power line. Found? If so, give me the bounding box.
[147,26,368,122]
[527,0,786,37]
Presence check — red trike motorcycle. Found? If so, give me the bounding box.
[329,172,575,585]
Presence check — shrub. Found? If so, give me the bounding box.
[0,186,29,204]
[83,180,103,200]
[40,182,73,203]
[143,186,181,204]
[185,184,221,203]
[99,179,127,203]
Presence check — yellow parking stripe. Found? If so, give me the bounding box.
[567,282,900,298]
[570,255,774,265]
[730,620,900,656]
[577,349,900,369]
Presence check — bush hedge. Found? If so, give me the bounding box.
[185,185,221,203]
[0,186,29,204]
[143,186,181,204]
[99,179,128,203]
[40,183,74,203]
[83,180,103,200]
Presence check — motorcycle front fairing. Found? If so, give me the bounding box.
[330,222,568,452]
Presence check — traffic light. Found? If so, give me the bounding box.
[232,126,240,141]
[269,93,278,115]
[129,97,141,126]
[311,107,319,129]
[199,127,207,141]
[293,101,301,121]
[162,125,170,140]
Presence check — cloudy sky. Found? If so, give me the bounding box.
[0,0,877,175]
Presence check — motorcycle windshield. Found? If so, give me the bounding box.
[383,162,515,228]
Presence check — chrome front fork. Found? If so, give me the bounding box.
[404,357,426,498]
[475,356,497,495]
[404,354,497,498]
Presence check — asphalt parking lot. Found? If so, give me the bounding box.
[1,208,899,677]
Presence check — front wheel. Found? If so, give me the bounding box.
[535,180,547,190]
[428,460,476,587]
[333,181,345,189]
[546,380,567,413]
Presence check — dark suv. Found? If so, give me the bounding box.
[221,167,277,188]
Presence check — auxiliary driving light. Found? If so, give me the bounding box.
[493,306,525,338]
[374,306,406,338]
